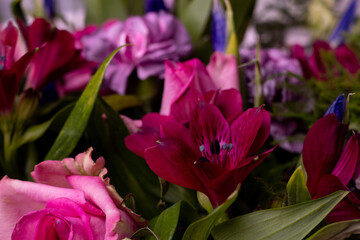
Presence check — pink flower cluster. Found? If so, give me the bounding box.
[0,148,146,239]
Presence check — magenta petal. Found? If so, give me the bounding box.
[206,51,240,90]
[248,107,271,156]
[190,102,230,166]
[208,147,275,206]
[315,174,360,222]
[27,29,76,90]
[303,114,348,196]
[213,89,243,124]
[312,40,332,75]
[27,18,52,50]
[11,209,72,240]
[0,177,86,240]
[291,44,314,79]
[125,113,173,158]
[335,45,360,74]
[230,107,267,165]
[144,121,208,194]
[0,22,18,69]
[160,59,215,115]
[331,134,359,185]
[170,88,204,123]
[31,160,72,188]
[67,175,143,239]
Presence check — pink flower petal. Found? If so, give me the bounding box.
[67,175,145,239]
[0,176,86,240]
[160,59,215,115]
[206,51,240,91]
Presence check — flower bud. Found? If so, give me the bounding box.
[15,89,40,121]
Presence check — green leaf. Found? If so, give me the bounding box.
[177,0,212,42]
[212,191,348,240]
[91,97,160,218]
[146,202,182,240]
[14,104,74,149]
[182,185,240,240]
[131,227,161,240]
[102,94,143,112]
[228,0,256,42]
[307,219,360,240]
[45,46,126,160]
[286,167,312,205]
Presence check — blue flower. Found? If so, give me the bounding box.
[329,0,357,46]
[325,94,347,122]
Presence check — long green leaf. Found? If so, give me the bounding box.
[212,191,348,240]
[286,167,311,205]
[146,202,182,240]
[92,97,160,218]
[45,46,125,160]
[228,0,256,42]
[182,185,240,240]
[178,0,212,42]
[307,219,360,240]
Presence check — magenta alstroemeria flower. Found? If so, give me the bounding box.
[292,40,360,80]
[0,148,146,239]
[160,51,240,116]
[0,22,33,115]
[126,89,273,207]
[303,114,360,222]
[19,18,96,92]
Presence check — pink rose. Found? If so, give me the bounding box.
[159,51,240,116]
[0,148,146,240]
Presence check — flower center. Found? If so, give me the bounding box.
[196,140,233,166]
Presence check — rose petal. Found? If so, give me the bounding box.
[206,51,240,90]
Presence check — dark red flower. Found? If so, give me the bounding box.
[0,23,33,115]
[125,89,273,206]
[19,18,96,92]
[303,114,360,222]
[291,40,360,80]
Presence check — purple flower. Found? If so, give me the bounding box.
[77,11,192,94]
[240,48,311,153]
[240,48,303,104]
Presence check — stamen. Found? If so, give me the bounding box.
[222,143,227,150]
[227,143,233,150]
[199,145,205,152]
[253,156,259,161]
[210,139,220,155]
[0,55,5,61]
